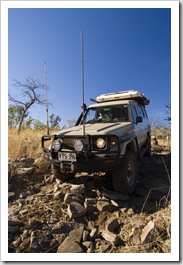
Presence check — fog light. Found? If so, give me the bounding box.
[53,140,61,151]
[74,140,84,151]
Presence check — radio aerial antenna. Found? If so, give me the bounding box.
[44,62,49,135]
[80,30,86,135]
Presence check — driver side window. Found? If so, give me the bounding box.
[131,105,138,123]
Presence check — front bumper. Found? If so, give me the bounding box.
[41,134,123,173]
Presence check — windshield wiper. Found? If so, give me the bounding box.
[112,118,128,122]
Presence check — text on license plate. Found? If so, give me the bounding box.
[58,152,76,162]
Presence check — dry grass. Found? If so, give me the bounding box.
[151,128,171,148]
[8,127,55,159]
[117,205,171,253]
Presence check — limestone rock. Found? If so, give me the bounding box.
[105,217,120,233]
[64,193,84,204]
[82,241,93,250]
[127,208,134,216]
[58,182,71,191]
[67,202,87,219]
[17,167,34,176]
[140,221,160,244]
[101,230,120,246]
[132,235,141,245]
[88,221,95,230]
[70,184,85,194]
[12,237,21,248]
[8,159,17,180]
[131,218,145,229]
[57,225,84,253]
[19,209,28,215]
[8,219,24,227]
[8,205,21,217]
[8,223,22,237]
[111,199,130,209]
[19,192,29,199]
[99,241,111,253]
[8,192,15,201]
[53,190,64,200]
[83,230,89,241]
[44,174,55,184]
[30,230,55,252]
[84,198,97,212]
[84,202,98,212]
[52,222,74,235]
[89,228,98,240]
[19,157,35,166]
[34,157,51,174]
[28,220,44,230]
[85,198,97,205]
[161,239,171,253]
[31,186,41,194]
[19,238,30,252]
[97,200,116,212]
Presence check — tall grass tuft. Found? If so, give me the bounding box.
[8,127,54,159]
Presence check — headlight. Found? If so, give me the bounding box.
[74,140,84,151]
[53,140,61,151]
[96,138,106,149]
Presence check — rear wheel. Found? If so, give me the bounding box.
[112,151,137,195]
[51,165,75,182]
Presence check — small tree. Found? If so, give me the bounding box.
[23,116,34,129]
[9,78,47,133]
[149,117,164,131]
[33,119,45,130]
[165,104,171,123]
[8,104,29,128]
[49,113,61,129]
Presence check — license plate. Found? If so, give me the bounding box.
[58,152,76,162]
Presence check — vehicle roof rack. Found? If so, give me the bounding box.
[90,90,150,105]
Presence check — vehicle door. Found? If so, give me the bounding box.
[136,105,149,146]
[130,103,144,147]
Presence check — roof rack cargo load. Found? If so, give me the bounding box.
[94,90,150,105]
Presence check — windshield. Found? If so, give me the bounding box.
[84,104,130,124]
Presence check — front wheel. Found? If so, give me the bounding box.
[51,165,75,182]
[112,151,137,195]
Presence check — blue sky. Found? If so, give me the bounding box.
[8,7,171,127]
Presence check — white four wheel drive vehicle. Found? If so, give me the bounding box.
[41,90,151,195]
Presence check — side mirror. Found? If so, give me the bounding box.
[136,116,142,123]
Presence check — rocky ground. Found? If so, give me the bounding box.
[8,142,171,253]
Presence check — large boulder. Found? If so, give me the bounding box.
[57,225,84,253]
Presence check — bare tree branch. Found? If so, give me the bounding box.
[8,93,27,107]
[9,77,49,132]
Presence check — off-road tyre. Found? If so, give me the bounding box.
[112,151,137,195]
[51,165,75,182]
